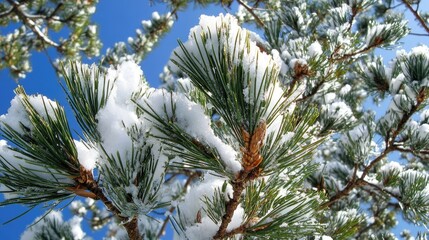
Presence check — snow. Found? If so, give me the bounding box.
[400,170,429,198]
[21,211,86,240]
[408,45,429,58]
[88,25,97,35]
[366,24,390,45]
[271,49,289,75]
[184,216,219,240]
[308,41,323,57]
[74,140,98,170]
[289,58,307,70]
[379,161,403,178]
[70,200,87,215]
[141,89,242,174]
[389,94,411,114]
[398,45,429,84]
[169,13,279,104]
[345,124,368,142]
[323,92,336,104]
[420,109,429,121]
[0,93,58,134]
[0,180,18,200]
[315,236,334,240]
[0,138,73,186]
[321,100,355,122]
[176,174,241,239]
[339,84,351,96]
[152,11,160,21]
[417,123,429,140]
[390,73,404,94]
[69,216,85,239]
[142,20,152,29]
[96,61,147,160]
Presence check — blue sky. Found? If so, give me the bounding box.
[0,1,428,239]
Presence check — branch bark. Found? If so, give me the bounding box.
[73,169,142,240]
[213,122,266,239]
[213,171,247,240]
[402,0,429,34]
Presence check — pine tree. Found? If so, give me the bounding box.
[0,0,224,80]
[1,0,429,239]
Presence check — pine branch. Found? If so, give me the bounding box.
[83,173,142,240]
[362,90,426,178]
[320,163,361,209]
[322,89,427,208]
[402,0,429,34]
[355,204,382,239]
[296,65,337,103]
[362,179,402,201]
[6,0,60,48]
[347,4,361,32]
[331,40,384,62]
[392,144,429,155]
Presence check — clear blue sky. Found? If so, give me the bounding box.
[0,1,428,239]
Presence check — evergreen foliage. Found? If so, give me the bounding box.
[1,0,429,239]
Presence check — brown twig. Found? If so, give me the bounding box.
[402,0,429,35]
[409,32,429,36]
[392,145,429,155]
[361,179,402,201]
[331,40,384,62]
[213,122,266,239]
[236,0,265,28]
[67,166,142,240]
[221,218,271,238]
[320,163,360,209]
[85,181,142,240]
[347,5,361,32]
[213,172,247,240]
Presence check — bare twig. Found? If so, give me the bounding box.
[402,0,429,34]
[236,0,265,27]
[213,123,266,239]
[409,32,429,36]
[213,171,247,240]
[361,179,402,201]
